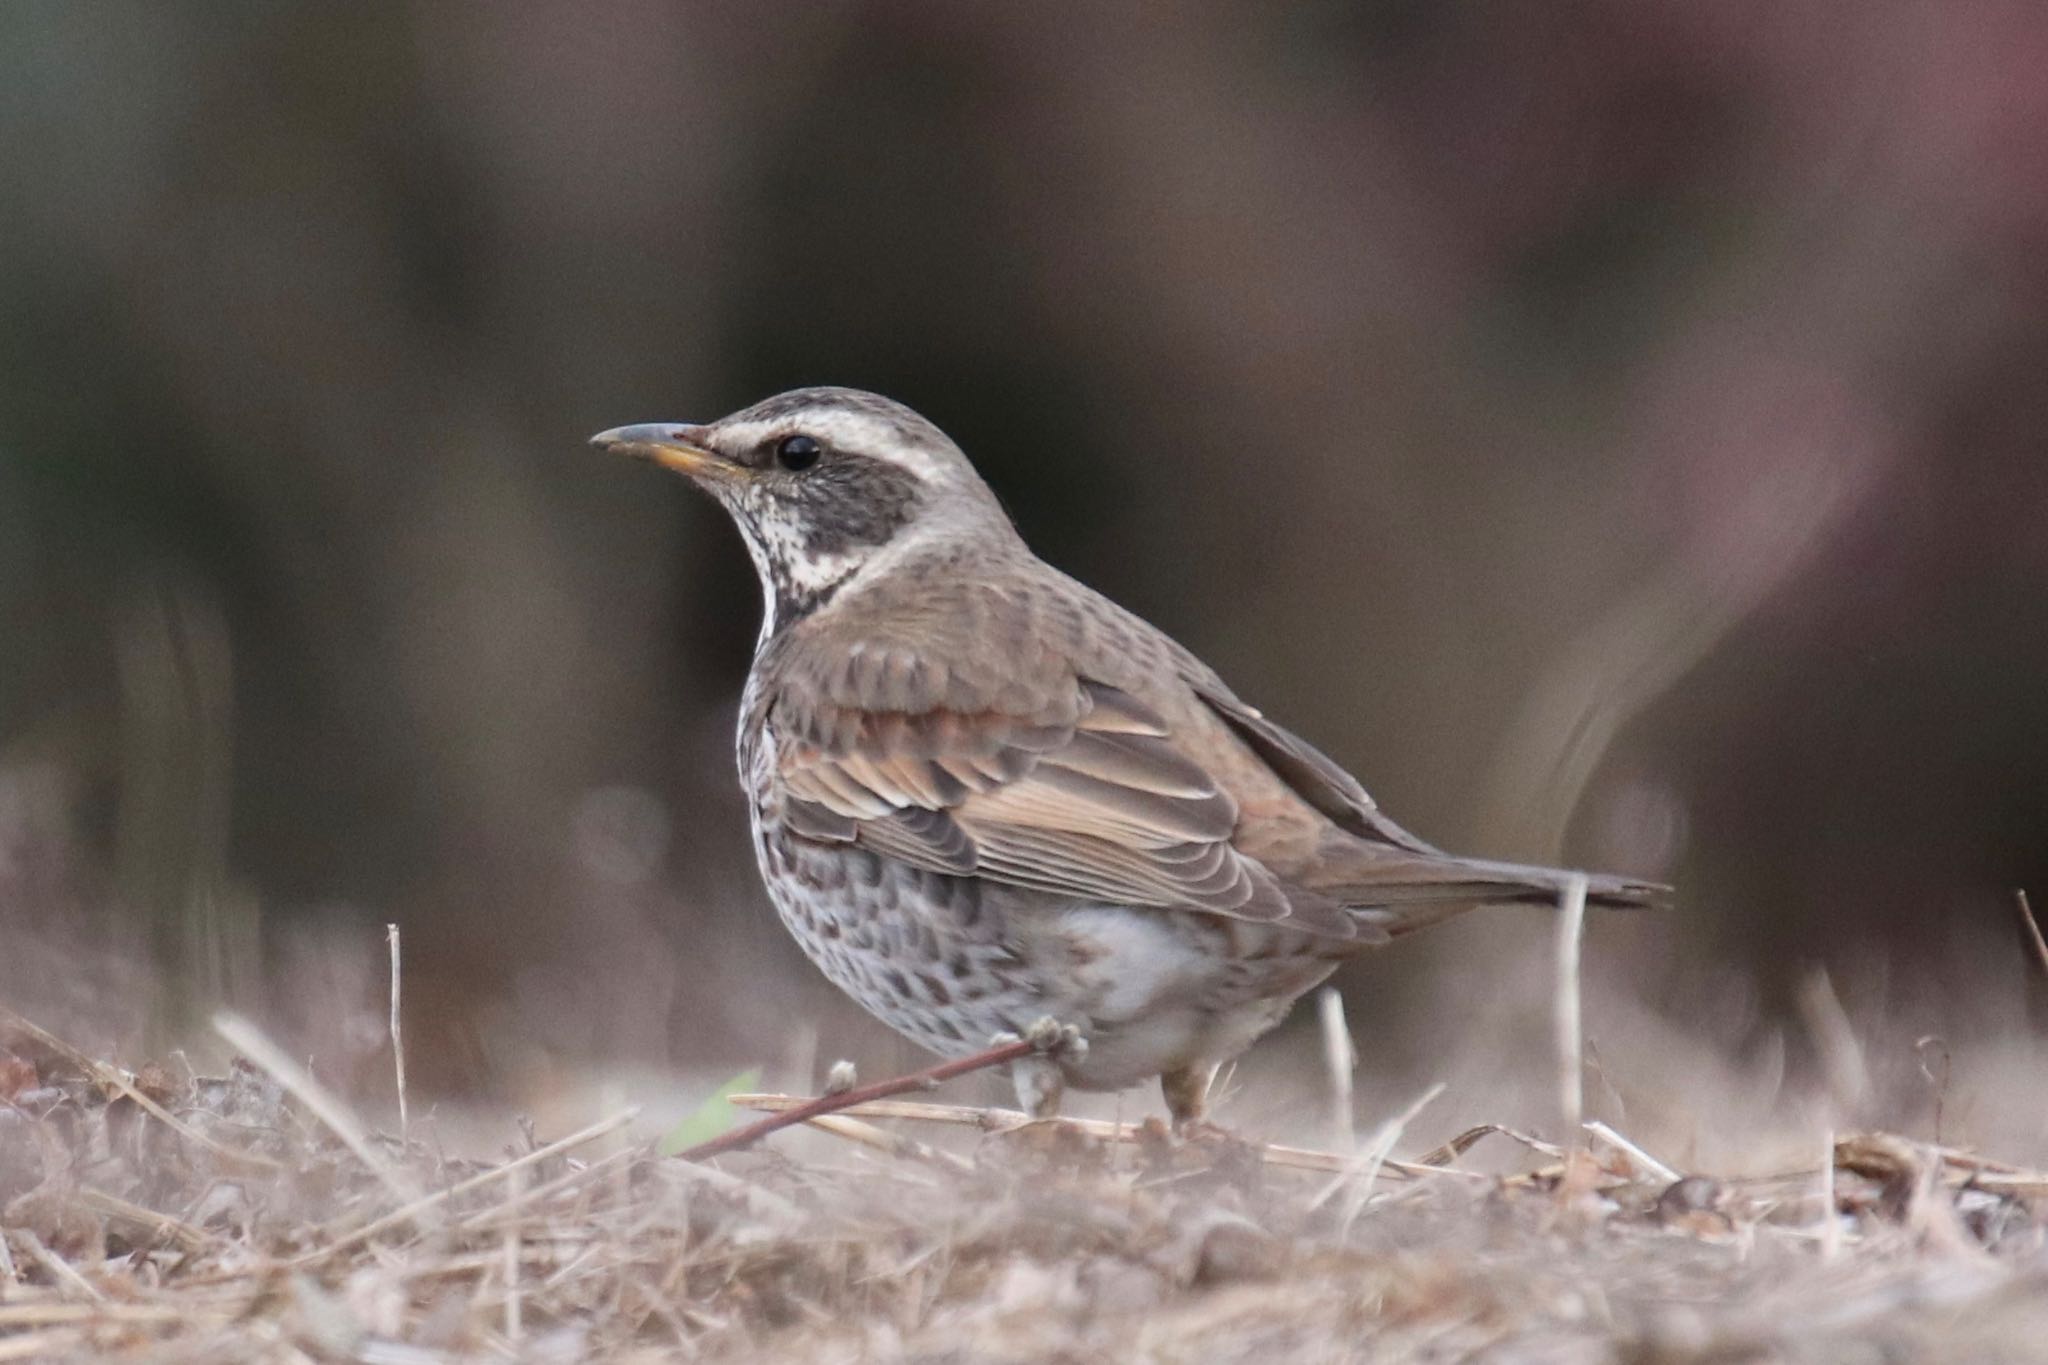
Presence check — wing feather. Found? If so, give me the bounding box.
[769,674,1355,937]
[1036,729,1218,799]
[1189,678,1443,855]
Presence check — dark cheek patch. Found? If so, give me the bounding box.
[795,456,923,555]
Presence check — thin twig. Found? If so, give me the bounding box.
[726,1094,1487,1181]
[387,922,409,1146]
[768,1111,977,1174]
[13,1231,100,1303]
[296,1107,640,1264]
[0,1304,236,1328]
[212,1011,424,1209]
[2016,889,2048,979]
[502,1161,524,1344]
[0,1003,283,1173]
[1555,872,1590,1147]
[1722,1135,2048,1196]
[1341,1082,1448,1235]
[1308,1081,1446,1214]
[1820,1128,1841,1261]
[76,1187,214,1253]
[1317,987,1355,1148]
[1583,1120,1681,1185]
[451,1147,639,1234]
[1915,1036,1950,1148]
[1953,1170,2048,1195]
[679,1033,1047,1162]
[1416,1123,1564,1167]
[1798,968,1870,1116]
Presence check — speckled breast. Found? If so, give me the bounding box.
[753,821,1048,1058]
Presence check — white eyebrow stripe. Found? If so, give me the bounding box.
[718,410,944,480]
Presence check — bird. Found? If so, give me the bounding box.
[592,388,1668,1131]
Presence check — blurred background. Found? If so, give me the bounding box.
[4,3,2047,1161]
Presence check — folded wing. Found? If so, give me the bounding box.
[773,675,1367,939]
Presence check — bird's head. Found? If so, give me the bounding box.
[593,387,1016,630]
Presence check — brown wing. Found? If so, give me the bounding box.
[772,676,1364,939]
[1188,679,1443,856]
[1188,676,1670,922]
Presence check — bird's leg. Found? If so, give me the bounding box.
[993,1016,1087,1121]
[1161,1062,1221,1136]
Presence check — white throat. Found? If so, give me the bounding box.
[736,513,952,648]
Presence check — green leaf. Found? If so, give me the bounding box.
[658,1068,761,1156]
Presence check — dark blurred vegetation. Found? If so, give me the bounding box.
[3,4,2047,1103]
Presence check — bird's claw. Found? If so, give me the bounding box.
[1003,1016,1088,1062]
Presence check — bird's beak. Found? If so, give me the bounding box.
[588,423,737,481]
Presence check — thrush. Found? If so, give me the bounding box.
[593,389,1668,1129]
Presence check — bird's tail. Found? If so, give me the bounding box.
[1311,850,1670,938]
[1421,855,1670,912]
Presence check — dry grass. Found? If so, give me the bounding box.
[5,999,2048,1364]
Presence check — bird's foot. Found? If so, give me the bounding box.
[1012,1016,1088,1063]
[1174,1118,1244,1146]
[1160,1061,1220,1135]
[987,1017,1087,1122]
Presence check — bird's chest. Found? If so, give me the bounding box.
[736,681,1038,1052]
[756,827,1050,1058]
[736,680,776,824]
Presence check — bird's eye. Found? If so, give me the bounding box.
[775,434,822,472]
